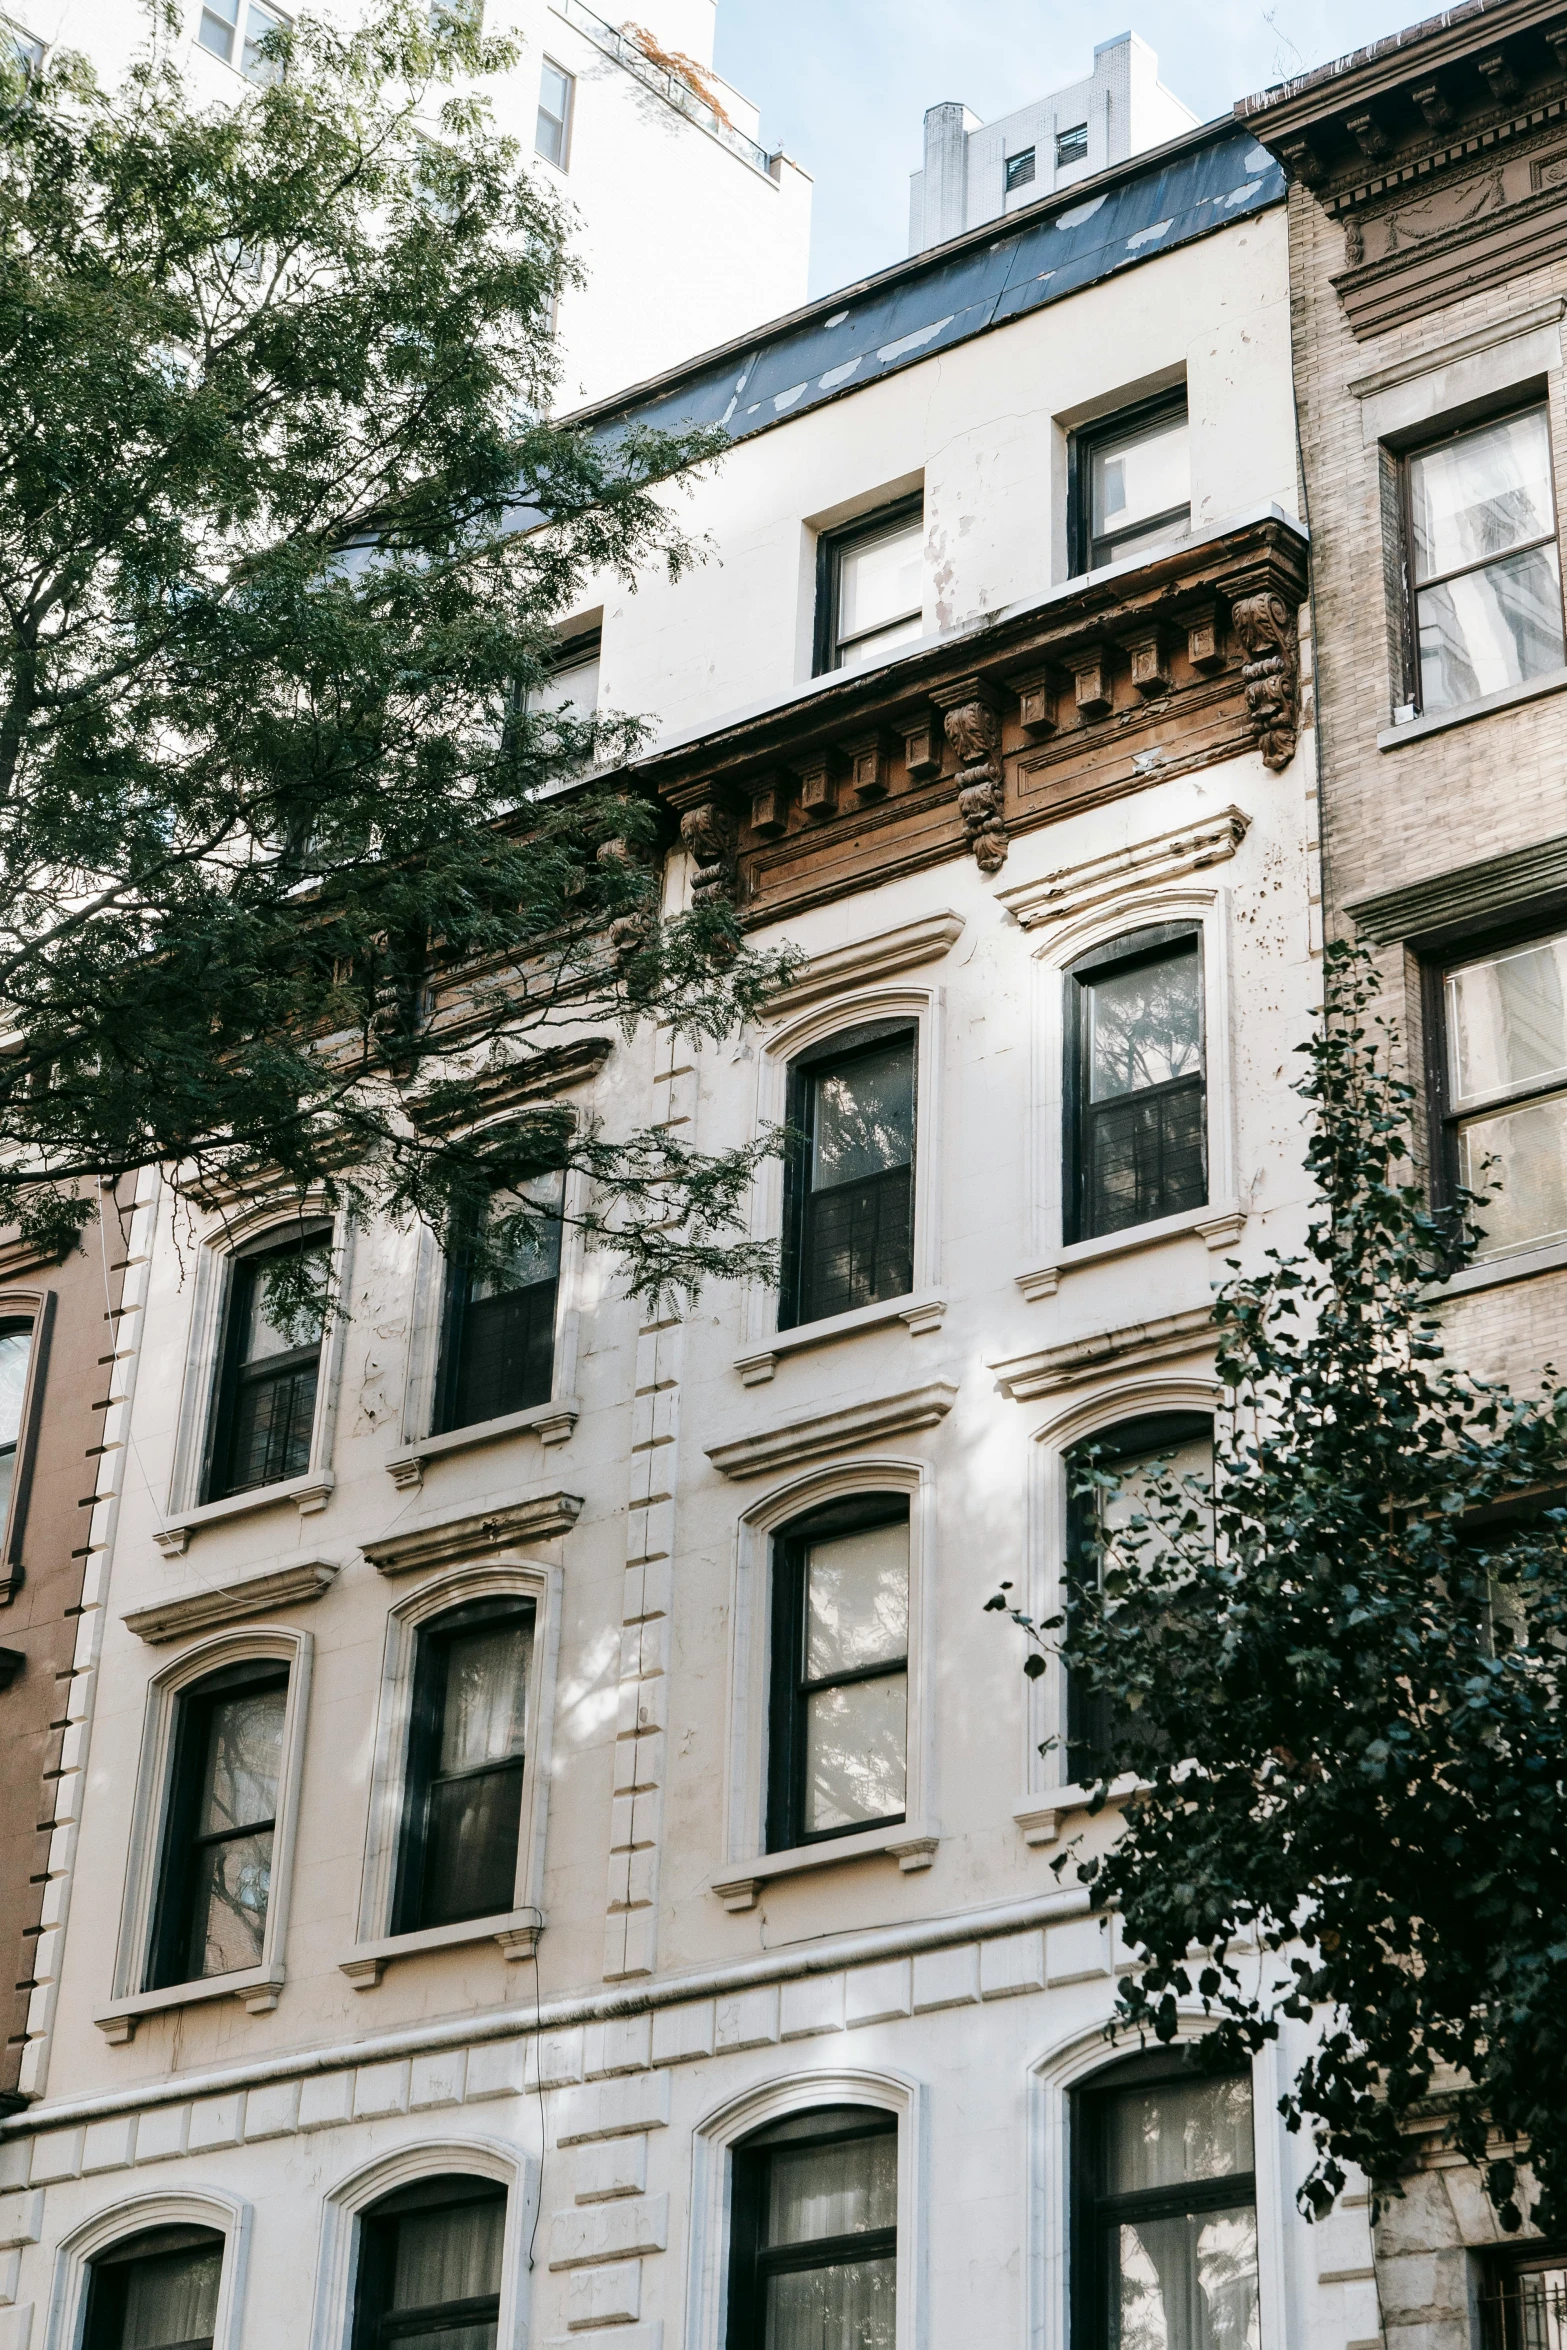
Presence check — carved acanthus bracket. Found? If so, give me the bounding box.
[1229,590,1301,772]
[679,798,738,905]
[933,681,1008,874]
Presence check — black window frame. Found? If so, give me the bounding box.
[1005,145,1037,192]
[434,1189,562,1436]
[1071,2049,1257,2350]
[766,1492,909,1854]
[352,2174,507,2350]
[1068,388,1190,576]
[1395,394,1565,719]
[146,1659,290,1992]
[1480,2242,1567,2350]
[391,1595,537,1935]
[813,493,925,678]
[725,2105,897,2350]
[779,1017,917,1332]
[0,1297,48,1594]
[203,1225,331,1503]
[535,56,573,168]
[1056,120,1089,167]
[83,2225,226,2350]
[1064,921,1206,1246]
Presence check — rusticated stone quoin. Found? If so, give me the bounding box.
[679,800,738,906]
[942,698,1008,873]
[1230,591,1301,772]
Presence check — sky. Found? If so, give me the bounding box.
[712,0,1425,297]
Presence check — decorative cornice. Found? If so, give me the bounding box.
[405,1039,613,1135]
[0,1231,71,1281]
[705,1379,958,1480]
[1345,828,1567,942]
[761,912,965,1015]
[990,1306,1215,1401]
[123,1561,339,1645]
[362,1492,583,1575]
[995,811,1251,931]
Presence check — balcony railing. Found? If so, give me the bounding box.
[550,0,774,178]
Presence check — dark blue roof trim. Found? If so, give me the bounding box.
[584,126,1283,451]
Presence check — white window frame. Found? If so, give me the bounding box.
[344,1559,560,1977]
[310,2139,534,2350]
[97,1627,313,2038]
[535,55,574,172]
[685,2068,925,2350]
[740,984,944,1359]
[45,2187,250,2350]
[716,1458,935,1893]
[159,1198,352,1546]
[0,1281,54,1602]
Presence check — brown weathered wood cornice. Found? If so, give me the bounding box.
[638,512,1308,925]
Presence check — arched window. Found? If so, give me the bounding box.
[1064,1412,1212,1781]
[727,2106,897,2350]
[435,1175,563,1435]
[147,1658,290,1990]
[767,1495,909,1853]
[204,1225,330,1501]
[1071,2052,1258,2350]
[83,2225,225,2350]
[0,1314,36,1532]
[1065,923,1205,1243]
[780,1021,916,1330]
[392,1596,537,1933]
[352,2175,506,2350]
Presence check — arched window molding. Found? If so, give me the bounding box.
[0,1282,54,1602]
[98,1628,313,2039]
[310,2138,533,2350]
[1015,1378,1218,1844]
[44,2187,249,2350]
[159,1196,353,1550]
[685,2067,925,2350]
[345,1561,560,1977]
[738,984,945,1369]
[713,1458,936,1905]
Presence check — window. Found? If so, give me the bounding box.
[767,1497,908,1852]
[1065,1414,1212,1781]
[84,2227,224,2350]
[1073,394,1191,573]
[146,1661,289,1990]
[727,2107,897,2350]
[531,628,600,722]
[197,0,288,80]
[781,1022,915,1329]
[1073,2055,1259,2350]
[815,498,924,676]
[1006,146,1037,192]
[1056,122,1090,167]
[1481,2247,1567,2350]
[393,1597,535,1931]
[1066,925,1205,1244]
[1403,405,1565,718]
[0,1317,34,1534]
[436,1176,562,1433]
[1434,923,1567,1261]
[3,21,42,74]
[536,59,573,166]
[204,1228,328,1501]
[353,2177,506,2350]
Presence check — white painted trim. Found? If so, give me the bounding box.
[44,2186,250,2350]
[310,2137,534,2350]
[685,2068,925,2350]
[760,912,964,1017]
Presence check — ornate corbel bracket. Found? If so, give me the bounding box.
[1228,586,1303,773]
[678,796,739,906]
[931,678,1008,875]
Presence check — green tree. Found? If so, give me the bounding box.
[0,2,787,1309]
[990,944,1567,2229]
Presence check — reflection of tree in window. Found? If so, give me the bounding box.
[1408,409,1565,715]
[0,1317,33,1529]
[784,1028,916,1328]
[148,1667,287,1988]
[1071,931,1205,1241]
[768,1502,909,1851]
[438,1175,562,1432]
[395,1599,535,1931]
[1444,929,1567,1260]
[209,1233,328,1500]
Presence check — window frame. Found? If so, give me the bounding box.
[0,1285,52,1602]
[433,1188,564,1438]
[53,2195,249,2350]
[1396,396,1565,721]
[196,0,290,81]
[1005,146,1037,193]
[199,1221,335,1506]
[535,56,574,169]
[1068,389,1191,576]
[779,1016,919,1332]
[313,2146,529,2350]
[813,494,925,678]
[1056,121,1090,168]
[765,1492,911,1854]
[145,1656,293,1994]
[351,2173,507,2350]
[83,2223,227,2350]
[725,2106,899,2350]
[1063,920,1207,1247]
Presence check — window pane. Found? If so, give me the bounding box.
[392,2198,504,2311]
[536,62,570,163]
[1006,147,1036,191]
[472,1176,563,1300]
[812,1040,914,1189]
[837,610,925,673]
[1458,1091,1567,1257]
[1447,935,1567,1104]
[119,2242,222,2350]
[1115,2208,1259,2350]
[1057,122,1089,165]
[198,1685,285,1836]
[242,1,285,80]
[766,2131,897,2245]
[1100,1431,1214,1553]
[804,1522,908,1678]
[236,1244,326,1363]
[0,1322,32,1449]
[197,0,237,59]
[451,1283,556,1423]
[226,1359,318,1489]
[1513,2269,1567,2350]
[837,520,922,648]
[804,1674,906,1832]
[765,2257,896,2350]
[1091,417,1190,548]
[1086,1083,1206,1234]
[1417,543,1565,713]
[1089,949,1201,1101]
[1410,410,1555,584]
[421,1761,524,1922]
[1106,2074,1254,2194]
[189,1828,273,1976]
[801,1165,913,1322]
[438,1619,531,1774]
[532,653,599,720]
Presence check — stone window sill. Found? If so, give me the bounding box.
[95,1965,285,2042]
[1377,664,1567,750]
[386,1399,580,1490]
[153,1473,334,1556]
[339,1908,544,1987]
[710,1822,939,1911]
[1424,1233,1567,1302]
[735,1292,946,1386]
[1016,1203,1245,1301]
[1014,1779,1141,1847]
